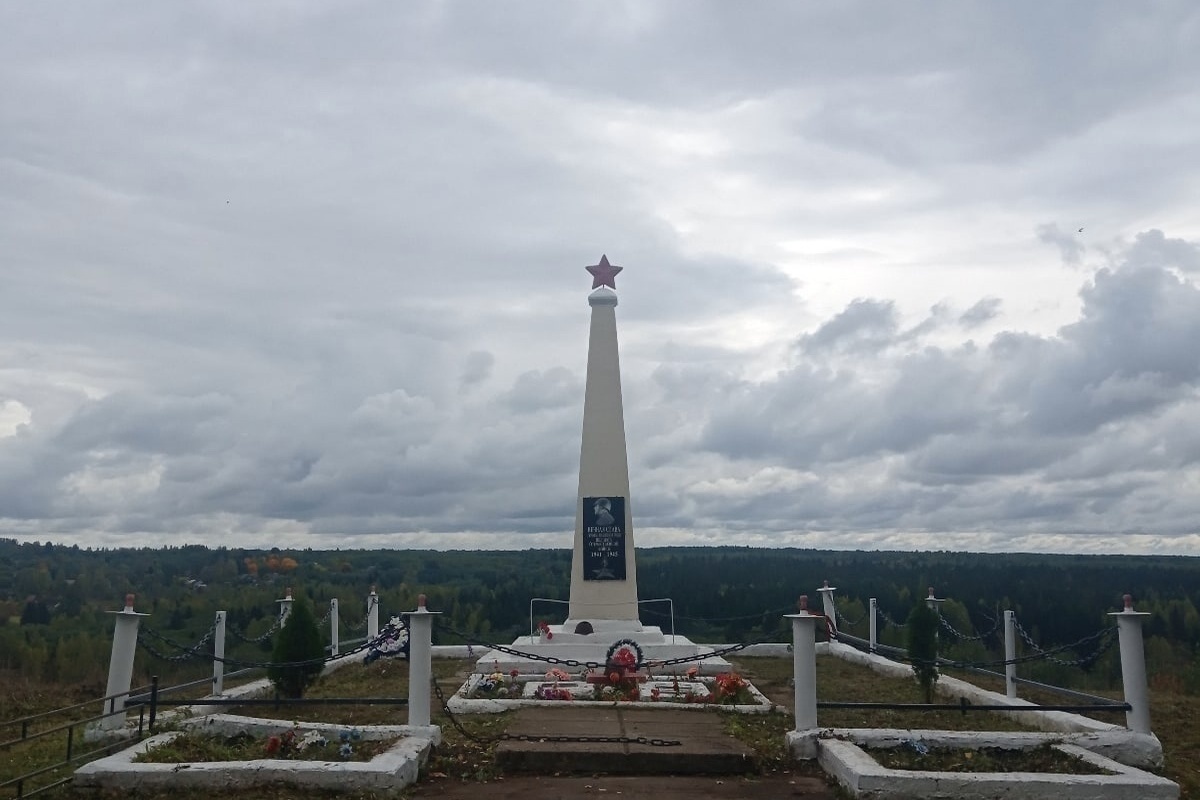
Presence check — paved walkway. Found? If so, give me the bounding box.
[409,706,838,798]
[408,774,837,798]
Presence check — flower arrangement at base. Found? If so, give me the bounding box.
[470,670,523,699]
[713,672,750,703]
[597,676,640,702]
[537,620,554,640]
[604,639,644,672]
[534,685,575,701]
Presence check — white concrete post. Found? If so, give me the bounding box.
[925,586,943,614]
[1109,594,1152,734]
[278,587,294,626]
[869,598,878,653]
[367,586,379,641]
[329,598,340,656]
[926,586,943,645]
[817,580,837,634]
[403,594,440,728]
[212,610,227,696]
[101,594,149,731]
[1004,610,1017,699]
[787,596,821,731]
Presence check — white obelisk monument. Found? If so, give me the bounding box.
[564,255,641,629]
[473,255,727,673]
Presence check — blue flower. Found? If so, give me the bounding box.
[339,742,354,758]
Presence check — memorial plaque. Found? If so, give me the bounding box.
[582,496,626,581]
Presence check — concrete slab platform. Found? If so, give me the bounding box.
[494,707,757,775]
[407,774,837,798]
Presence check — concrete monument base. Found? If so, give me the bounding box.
[473,624,732,675]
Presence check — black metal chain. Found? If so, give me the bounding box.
[340,602,372,632]
[430,679,681,747]
[938,612,1002,643]
[1014,620,1118,668]
[136,623,217,662]
[229,616,281,644]
[138,621,402,669]
[835,607,867,628]
[876,609,908,629]
[836,624,1117,670]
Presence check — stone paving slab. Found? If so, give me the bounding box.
[408,774,836,798]
[494,707,757,775]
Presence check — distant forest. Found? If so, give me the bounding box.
[3,538,1199,694]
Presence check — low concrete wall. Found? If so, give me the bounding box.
[74,729,435,793]
[817,738,1178,800]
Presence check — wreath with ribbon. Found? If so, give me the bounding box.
[605,638,644,669]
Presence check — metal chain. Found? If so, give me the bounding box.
[342,596,376,632]
[136,623,217,662]
[876,609,908,629]
[229,616,282,644]
[318,606,333,625]
[430,679,681,747]
[137,632,208,663]
[835,607,867,628]
[1014,619,1117,668]
[832,622,1117,671]
[341,609,371,632]
[138,621,398,669]
[938,612,1002,642]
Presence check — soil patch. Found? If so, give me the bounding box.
[134,729,396,763]
[868,742,1114,774]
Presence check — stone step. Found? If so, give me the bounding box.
[494,707,758,775]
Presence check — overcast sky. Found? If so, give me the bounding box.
[3,2,1200,556]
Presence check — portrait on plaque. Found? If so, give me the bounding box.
[582,496,626,581]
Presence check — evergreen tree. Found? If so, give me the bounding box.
[267,597,325,698]
[906,600,940,703]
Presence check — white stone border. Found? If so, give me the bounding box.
[817,738,1178,800]
[815,640,1165,767]
[74,725,436,793]
[180,713,440,745]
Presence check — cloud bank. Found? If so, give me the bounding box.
[2,2,1200,554]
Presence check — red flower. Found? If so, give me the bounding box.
[265,736,281,755]
[510,669,520,678]
[612,648,637,668]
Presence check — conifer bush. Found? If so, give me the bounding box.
[906,600,940,703]
[268,596,325,698]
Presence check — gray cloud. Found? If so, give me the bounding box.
[959,298,1002,329]
[1037,223,1085,266]
[2,3,1200,554]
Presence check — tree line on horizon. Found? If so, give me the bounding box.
[1,538,1198,694]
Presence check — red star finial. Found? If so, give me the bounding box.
[585,254,623,289]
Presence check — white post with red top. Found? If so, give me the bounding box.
[101,594,149,731]
[1110,594,1152,734]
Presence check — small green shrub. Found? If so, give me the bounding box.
[268,597,325,698]
[906,601,940,703]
